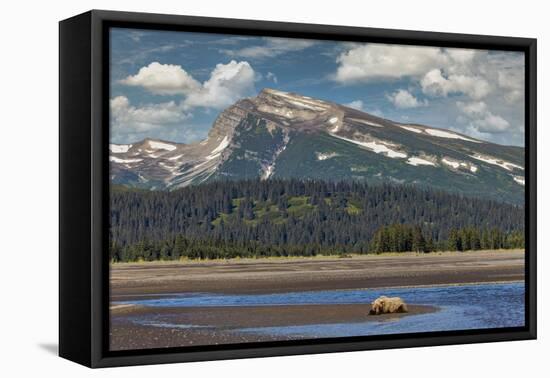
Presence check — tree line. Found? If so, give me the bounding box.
[109,179,525,261]
[370,224,524,254]
[109,224,525,261]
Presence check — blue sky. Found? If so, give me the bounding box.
[110,28,525,146]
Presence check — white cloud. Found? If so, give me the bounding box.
[119,62,200,95]
[420,69,491,100]
[113,59,258,142]
[457,101,510,133]
[266,71,278,84]
[445,49,477,65]
[369,109,385,118]
[128,31,146,42]
[183,60,256,109]
[456,101,488,117]
[498,69,524,104]
[334,44,448,83]
[110,95,190,133]
[386,89,428,108]
[109,96,209,143]
[343,100,384,117]
[210,36,253,46]
[222,37,315,59]
[473,113,510,133]
[344,100,365,110]
[330,43,524,145]
[120,60,256,111]
[333,44,500,102]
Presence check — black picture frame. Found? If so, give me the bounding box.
[59,9,537,368]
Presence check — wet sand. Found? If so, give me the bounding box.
[110,303,436,350]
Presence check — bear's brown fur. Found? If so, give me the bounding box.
[369,296,408,315]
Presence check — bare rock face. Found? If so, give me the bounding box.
[369,296,408,315]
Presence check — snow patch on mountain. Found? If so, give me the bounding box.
[441,158,461,169]
[440,158,478,173]
[110,144,132,153]
[425,128,481,143]
[261,132,290,180]
[211,136,230,155]
[159,161,180,174]
[513,176,525,185]
[262,164,275,180]
[286,99,328,112]
[399,125,423,134]
[471,154,523,171]
[347,118,384,128]
[366,121,384,128]
[148,140,177,151]
[407,156,436,166]
[264,88,330,110]
[316,152,339,161]
[109,156,142,164]
[206,152,221,161]
[331,134,407,159]
[328,117,341,132]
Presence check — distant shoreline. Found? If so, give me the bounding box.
[110,249,525,298]
[110,248,524,265]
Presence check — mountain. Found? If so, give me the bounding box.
[110,88,525,204]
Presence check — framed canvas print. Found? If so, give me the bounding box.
[59,10,537,368]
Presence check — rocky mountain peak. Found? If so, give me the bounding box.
[254,88,334,112]
[109,89,525,204]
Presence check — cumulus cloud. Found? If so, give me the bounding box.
[456,101,488,117]
[333,44,523,103]
[333,43,524,143]
[110,95,191,139]
[183,60,256,109]
[344,100,365,110]
[109,96,209,143]
[457,101,510,133]
[222,37,315,59]
[114,60,258,142]
[343,100,384,117]
[386,89,428,108]
[120,60,256,111]
[334,44,448,83]
[420,69,490,100]
[334,44,494,101]
[119,62,200,95]
[498,69,524,104]
[445,49,477,64]
[474,113,510,133]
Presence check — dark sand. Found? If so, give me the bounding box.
[109,250,524,351]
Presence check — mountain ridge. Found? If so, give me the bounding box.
[109,88,525,203]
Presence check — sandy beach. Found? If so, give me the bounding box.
[110,250,525,298]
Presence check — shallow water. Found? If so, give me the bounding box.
[116,282,525,338]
